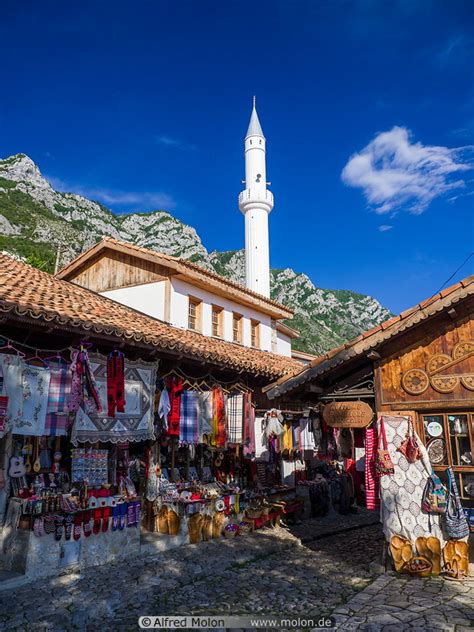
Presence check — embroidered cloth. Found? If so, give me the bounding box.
[71,354,157,444]
[13,364,51,436]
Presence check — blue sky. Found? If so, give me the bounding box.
[1,0,473,313]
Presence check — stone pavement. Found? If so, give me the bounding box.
[0,518,471,631]
[0,522,383,631]
[332,572,474,631]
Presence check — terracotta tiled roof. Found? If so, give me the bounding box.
[264,274,474,398]
[56,237,293,319]
[0,254,300,379]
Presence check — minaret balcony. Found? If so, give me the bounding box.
[238,189,274,213]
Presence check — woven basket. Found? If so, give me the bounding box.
[187,513,203,544]
[323,401,373,429]
[403,556,433,577]
[212,512,225,538]
[224,523,239,538]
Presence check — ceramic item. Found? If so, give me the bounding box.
[427,421,443,437]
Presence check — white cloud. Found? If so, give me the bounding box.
[47,176,175,210]
[155,135,196,151]
[341,126,473,214]
[378,224,393,232]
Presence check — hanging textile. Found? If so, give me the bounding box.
[299,418,316,451]
[67,349,101,415]
[199,391,213,442]
[281,421,293,455]
[179,390,200,445]
[71,354,157,444]
[0,354,23,437]
[226,392,244,444]
[211,387,226,447]
[13,364,51,436]
[379,415,445,544]
[243,393,256,458]
[254,416,269,461]
[157,387,170,432]
[44,361,72,437]
[107,351,125,418]
[165,376,183,437]
[365,425,379,510]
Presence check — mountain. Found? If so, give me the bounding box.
[0,153,392,355]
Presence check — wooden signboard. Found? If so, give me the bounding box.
[323,401,374,428]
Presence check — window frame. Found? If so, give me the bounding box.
[187,296,202,332]
[250,319,260,348]
[232,312,243,344]
[211,305,223,338]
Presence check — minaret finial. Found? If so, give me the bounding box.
[253,95,256,109]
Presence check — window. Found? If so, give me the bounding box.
[250,320,260,348]
[232,313,242,344]
[188,297,201,331]
[212,306,223,337]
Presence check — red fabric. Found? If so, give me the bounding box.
[365,426,380,510]
[165,377,183,437]
[212,387,226,447]
[107,351,125,417]
[345,458,363,504]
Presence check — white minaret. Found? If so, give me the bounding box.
[238,97,274,297]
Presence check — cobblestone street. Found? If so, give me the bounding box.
[0,518,472,631]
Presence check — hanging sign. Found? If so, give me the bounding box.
[323,401,373,428]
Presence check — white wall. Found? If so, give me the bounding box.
[102,281,166,321]
[170,277,274,352]
[276,331,292,357]
[100,277,292,356]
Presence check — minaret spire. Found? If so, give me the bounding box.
[238,99,274,297]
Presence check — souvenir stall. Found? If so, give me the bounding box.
[263,277,474,579]
[0,341,157,579]
[139,372,301,549]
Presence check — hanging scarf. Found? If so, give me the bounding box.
[68,349,101,414]
[179,390,200,445]
[107,351,125,418]
[211,387,226,447]
[165,376,183,437]
[226,392,244,444]
[243,393,256,458]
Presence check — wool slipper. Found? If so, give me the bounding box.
[102,507,111,532]
[64,514,74,541]
[119,502,127,530]
[44,514,56,535]
[83,510,92,537]
[73,512,82,541]
[111,504,120,531]
[54,515,65,541]
[93,508,102,535]
[127,501,135,527]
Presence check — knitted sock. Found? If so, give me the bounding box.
[54,515,64,542]
[111,505,119,531]
[119,503,127,530]
[64,514,74,541]
[73,512,82,541]
[83,510,92,537]
[127,502,135,527]
[44,515,55,535]
[133,501,141,527]
[93,508,102,535]
[102,507,111,532]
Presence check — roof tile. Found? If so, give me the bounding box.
[0,254,300,380]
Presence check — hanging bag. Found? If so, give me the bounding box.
[397,417,421,463]
[421,471,447,514]
[375,418,395,477]
[444,467,469,540]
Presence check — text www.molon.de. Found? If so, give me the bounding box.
[138,615,335,629]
